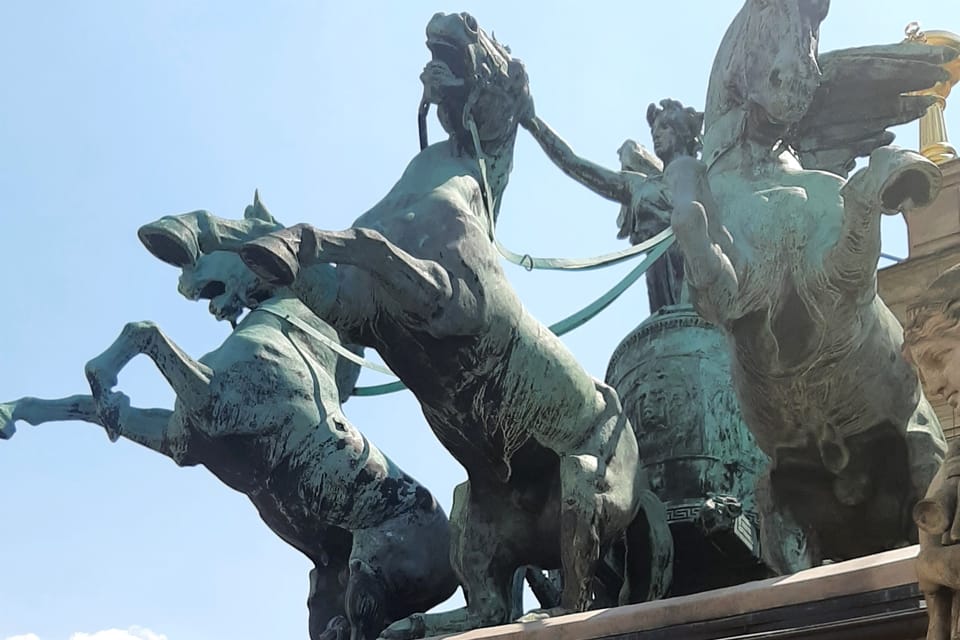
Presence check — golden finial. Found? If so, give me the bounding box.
[904,22,960,164]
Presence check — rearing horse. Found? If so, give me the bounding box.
[135,12,673,637]
[1,198,459,640]
[668,0,953,570]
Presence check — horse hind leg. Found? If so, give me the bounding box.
[344,558,389,640]
[308,560,350,640]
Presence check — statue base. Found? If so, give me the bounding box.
[430,546,925,639]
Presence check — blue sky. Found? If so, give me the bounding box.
[1,2,958,639]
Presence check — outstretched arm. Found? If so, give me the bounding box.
[523,115,631,204]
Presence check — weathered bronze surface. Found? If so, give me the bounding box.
[1,197,459,640]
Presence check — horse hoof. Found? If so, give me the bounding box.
[516,607,573,623]
[378,614,426,640]
[138,217,201,267]
[240,235,300,286]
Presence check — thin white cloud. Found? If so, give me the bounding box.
[70,629,167,640]
[4,626,168,640]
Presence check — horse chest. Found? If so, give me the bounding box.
[357,176,485,252]
[722,184,810,264]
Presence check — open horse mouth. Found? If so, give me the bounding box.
[747,104,793,144]
[426,38,468,81]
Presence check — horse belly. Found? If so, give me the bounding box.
[493,316,608,454]
[735,298,925,455]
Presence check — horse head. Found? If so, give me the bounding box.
[138,193,286,326]
[704,0,828,157]
[176,251,273,326]
[421,12,531,157]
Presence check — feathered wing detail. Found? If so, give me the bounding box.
[788,42,957,176]
[617,138,664,175]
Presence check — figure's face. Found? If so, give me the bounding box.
[651,118,678,160]
[906,332,960,409]
[652,116,683,160]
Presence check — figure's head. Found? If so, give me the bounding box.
[903,264,960,409]
[646,99,704,164]
[421,12,531,152]
[705,0,828,132]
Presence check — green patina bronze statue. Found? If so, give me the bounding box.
[0,195,458,640]
[136,12,674,636]
[6,5,958,636]
[666,0,953,569]
[525,96,793,588]
[523,99,700,312]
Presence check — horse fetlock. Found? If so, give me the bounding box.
[84,359,117,398]
[379,614,426,640]
[96,391,130,442]
[314,615,350,640]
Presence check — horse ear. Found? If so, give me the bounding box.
[646,103,659,128]
[245,189,278,224]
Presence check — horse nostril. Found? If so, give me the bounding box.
[769,69,782,88]
[462,13,478,33]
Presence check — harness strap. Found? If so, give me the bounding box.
[254,300,398,378]
[349,111,679,396]
[465,117,676,271]
[353,234,675,397]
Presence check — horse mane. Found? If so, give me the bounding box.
[704,3,751,131]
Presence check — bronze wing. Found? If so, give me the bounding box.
[787,41,958,176]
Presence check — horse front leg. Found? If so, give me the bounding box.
[665,157,740,326]
[1,395,97,439]
[138,200,281,267]
[0,395,178,457]
[85,321,212,437]
[826,146,941,294]
[242,225,478,337]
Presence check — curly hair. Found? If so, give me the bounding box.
[903,264,960,361]
[646,98,705,160]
